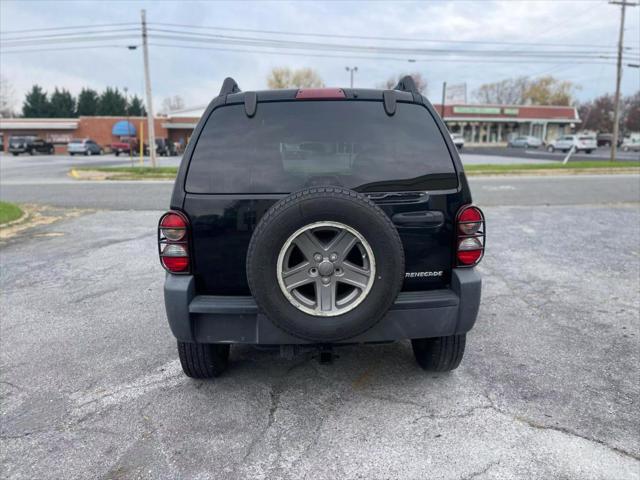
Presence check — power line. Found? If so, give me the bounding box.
[149,21,625,51]
[0,22,138,35]
[0,44,139,54]
[0,27,139,42]
[147,42,619,66]
[145,32,629,61]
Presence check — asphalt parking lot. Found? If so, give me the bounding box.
[1,151,639,479]
[1,200,639,478]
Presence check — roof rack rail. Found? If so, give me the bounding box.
[393,75,419,94]
[219,77,241,96]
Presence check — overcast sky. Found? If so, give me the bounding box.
[1,0,638,113]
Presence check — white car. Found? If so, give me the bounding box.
[621,133,640,152]
[507,135,543,149]
[546,135,596,154]
[450,133,464,150]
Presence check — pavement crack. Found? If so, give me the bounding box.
[480,391,640,461]
[461,460,501,480]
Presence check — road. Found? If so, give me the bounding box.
[1,153,639,479]
[1,153,639,209]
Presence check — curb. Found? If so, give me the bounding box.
[0,210,28,229]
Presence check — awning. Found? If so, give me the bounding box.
[112,120,136,136]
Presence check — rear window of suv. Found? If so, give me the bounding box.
[186,101,457,193]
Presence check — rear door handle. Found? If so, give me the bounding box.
[392,211,444,228]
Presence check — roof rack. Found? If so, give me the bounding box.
[219,77,241,96]
[393,75,419,94]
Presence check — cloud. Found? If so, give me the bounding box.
[1,0,638,111]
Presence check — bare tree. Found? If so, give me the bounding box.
[380,72,428,94]
[161,95,186,114]
[0,76,17,117]
[473,77,529,105]
[267,67,324,89]
[473,76,578,106]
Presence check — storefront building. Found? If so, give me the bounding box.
[0,116,199,153]
[433,104,580,146]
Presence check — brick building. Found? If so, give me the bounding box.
[0,116,199,153]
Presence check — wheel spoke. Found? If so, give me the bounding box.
[293,230,326,259]
[317,279,336,312]
[327,230,358,257]
[340,261,370,290]
[282,261,312,290]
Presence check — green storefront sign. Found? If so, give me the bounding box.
[452,106,501,115]
[452,106,520,116]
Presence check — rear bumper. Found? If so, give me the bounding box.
[164,269,481,344]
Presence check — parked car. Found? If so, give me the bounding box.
[160,76,484,378]
[111,138,149,156]
[596,133,622,147]
[155,138,176,156]
[450,133,464,150]
[8,136,54,156]
[67,138,103,156]
[507,136,543,149]
[546,135,597,153]
[621,133,640,152]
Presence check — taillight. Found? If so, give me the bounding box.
[158,211,190,273]
[456,205,485,267]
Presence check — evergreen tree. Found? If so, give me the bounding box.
[127,95,146,116]
[49,88,76,117]
[22,85,50,117]
[97,87,127,115]
[77,88,99,116]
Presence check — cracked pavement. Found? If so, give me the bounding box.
[1,204,639,479]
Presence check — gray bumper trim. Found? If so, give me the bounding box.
[164,269,481,344]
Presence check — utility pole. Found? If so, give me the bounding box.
[141,9,157,168]
[345,66,358,88]
[440,82,447,119]
[609,1,638,162]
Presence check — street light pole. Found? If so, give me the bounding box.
[141,9,157,168]
[345,66,358,88]
[609,1,638,162]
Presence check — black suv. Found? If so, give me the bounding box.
[160,76,484,378]
[9,136,55,155]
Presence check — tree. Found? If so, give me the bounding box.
[473,77,529,105]
[127,95,146,116]
[0,76,16,117]
[97,87,127,115]
[473,75,578,106]
[77,88,99,116]
[577,94,615,133]
[623,91,640,133]
[49,88,76,117]
[381,72,428,94]
[161,95,185,114]
[524,76,577,106]
[22,85,50,117]
[267,67,324,89]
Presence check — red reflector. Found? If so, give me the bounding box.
[160,213,187,228]
[296,88,346,99]
[457,249,483,265]
[459,207,482,223]
[162,256,189,272]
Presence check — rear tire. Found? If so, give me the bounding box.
[546,145,555,153]
[177,341,229,379]
[411,334,466,372]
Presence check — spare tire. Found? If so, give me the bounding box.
[246,186,405,342]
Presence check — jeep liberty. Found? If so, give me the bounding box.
[159,76,484,378]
